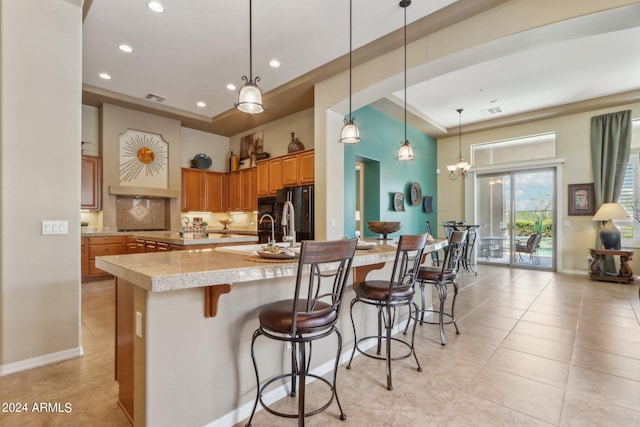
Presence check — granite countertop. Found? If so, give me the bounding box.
[81,229,257,245]
[95,239,448,293]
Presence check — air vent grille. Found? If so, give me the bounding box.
[481,106,502,115]
[144,93,166,103]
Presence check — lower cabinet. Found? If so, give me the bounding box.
[84,236,126,281]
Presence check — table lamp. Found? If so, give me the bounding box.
[592,202,629,249]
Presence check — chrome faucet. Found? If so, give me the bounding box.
[281,200,296,247]
[259,214,275,245]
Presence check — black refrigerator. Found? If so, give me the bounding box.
[277,185,314,242]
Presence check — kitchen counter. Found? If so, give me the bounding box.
[95,239,447,427]
[129,231,257,246]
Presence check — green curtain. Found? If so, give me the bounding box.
[590,110,632,273]
[591,110,632,206]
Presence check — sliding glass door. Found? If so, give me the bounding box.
[476,168,555,270]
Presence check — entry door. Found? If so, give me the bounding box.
[476,168,556,270]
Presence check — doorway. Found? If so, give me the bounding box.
[476,168,556,271]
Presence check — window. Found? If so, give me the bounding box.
[618,119,640,246]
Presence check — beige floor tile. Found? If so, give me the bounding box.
[465,303,525,320]
[520,310,579,330]
[459,312,519,331]
[465,367,564,424]
[487,347,570,388]
[528,301,581,318]
[574,331,640,359]
[511,320,575,345]
[502,332,574,363]
[440,392,554,427]
[567,365,640,412]
[452,321,510,346]
[560,389,640,427]
[571,345,640,382]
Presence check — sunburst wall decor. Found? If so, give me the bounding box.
[118,129,168,189]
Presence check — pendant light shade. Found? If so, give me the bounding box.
[397,140,413,160]
[235,0,264,114]
[397,0,412,160]
[340,0,360,144]
[340,118,361,143]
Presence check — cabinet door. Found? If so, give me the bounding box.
[225,172,241,211]
[256,161,269,196]
[281,155,298,186]
[181,168,205,212]
[205,172,225,212]
[297,151,314,184]
[268,158,282,194]
[240,168,256,210]
[81,156,101,210]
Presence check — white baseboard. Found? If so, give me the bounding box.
[0,346,84,377]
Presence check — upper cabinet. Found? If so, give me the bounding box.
[181,168,225,212]
[257,149,314,195]
[81,155,102,210]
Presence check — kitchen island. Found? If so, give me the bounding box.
[96,239,446,427]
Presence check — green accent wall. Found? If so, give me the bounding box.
[343,105,438,239]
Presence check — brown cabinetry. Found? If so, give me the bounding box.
[257,149,314,195]
[181,168,225,212]
[223,167,256,212]
[81,155,102,210]
[87,236,125,278]
[256,161,269,196]
[81,237,89,278]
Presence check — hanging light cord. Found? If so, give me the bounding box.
[348,0,353,121]
[249,0,254,81]
[403,1,407,143]
[458,108,463,157]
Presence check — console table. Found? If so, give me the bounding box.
[588,248,635,284]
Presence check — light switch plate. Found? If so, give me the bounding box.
[42,220,69,235]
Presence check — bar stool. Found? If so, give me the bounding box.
[413,230,467,345]
[346,234,427,391]
[245,239,358,427]
[425,220,440,266]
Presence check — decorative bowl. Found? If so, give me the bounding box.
[367,221,401,240]
[218,218,233,230]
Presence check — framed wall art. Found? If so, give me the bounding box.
[240,132,264,166]
[568,183,595,215]
[393,192,405,211]
[118,129,168,189]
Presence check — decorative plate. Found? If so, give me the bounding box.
[410,182,422,206]
[393,192,405,211]
[192,153,212,170]
[256,250,298,260]
[423,196,433,213]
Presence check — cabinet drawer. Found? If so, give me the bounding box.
[89,244,124,258]
[89,236,125,245]
[157,242,169,251]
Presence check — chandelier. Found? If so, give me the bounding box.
[339,0,361,144]
[396,0,413,161]
[447,108,471,180]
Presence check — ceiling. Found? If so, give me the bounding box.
[82,0,640,138]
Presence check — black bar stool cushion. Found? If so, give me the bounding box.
[259,299,336,334]
[353,280,415,301]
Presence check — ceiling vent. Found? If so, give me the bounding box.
[144,93,166,103]
[481,106,503,116]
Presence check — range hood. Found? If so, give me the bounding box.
[109,185,179,199]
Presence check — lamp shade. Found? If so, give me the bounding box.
[592,203,629,221]
[593,203,628,250]
[340,119,360,144]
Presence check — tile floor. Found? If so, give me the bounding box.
[1,267,639,426]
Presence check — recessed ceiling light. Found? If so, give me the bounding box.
[147,1,165,13]
[269,59,280,68]
[99,72,111,80]
[226,83,236,91]
[196,101,206,108]
[119,44,133,53]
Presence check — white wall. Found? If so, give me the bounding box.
[181,127,229,172]
[0,0,83,373]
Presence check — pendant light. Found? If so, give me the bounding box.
[397,0,413,161]
[447,108,471,180]
[339,0,361,144]
[235,0,264,114]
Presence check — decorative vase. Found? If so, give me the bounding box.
[287,132,305,153]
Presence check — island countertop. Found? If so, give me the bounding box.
[95,239,447,293]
